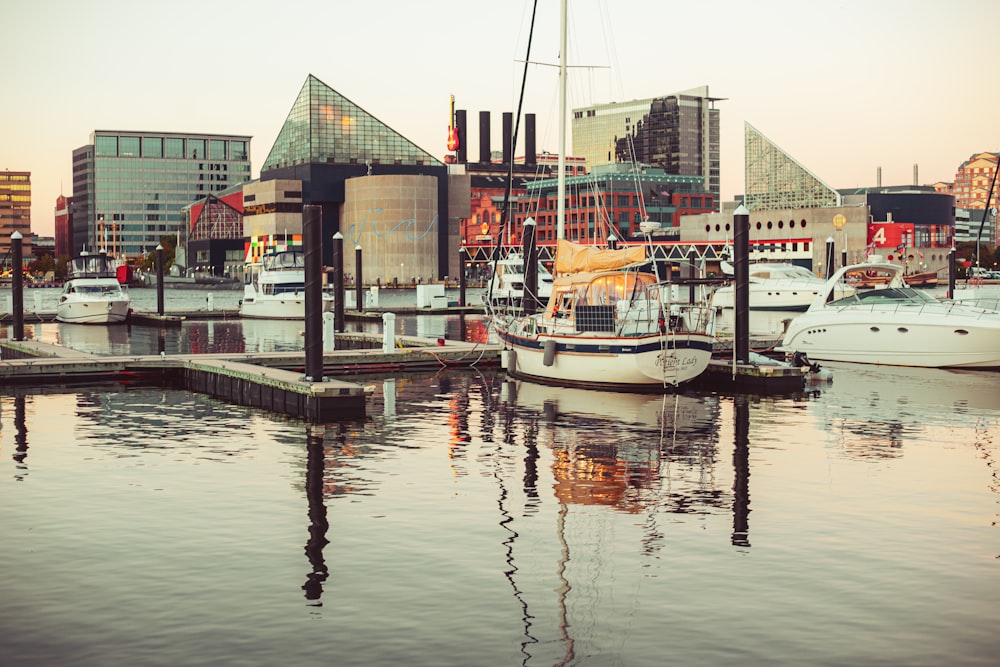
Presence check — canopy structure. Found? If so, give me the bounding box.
[554,239,646,275]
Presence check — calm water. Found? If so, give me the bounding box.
[1,290,999,666]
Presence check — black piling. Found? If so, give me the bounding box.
[303,204,324,382]
[11,231,24,341]
[733,205,750,365]
[522,218,538,315]
[824,237,835,280]
[155,244,165,315]
[354,245,363,313]
[948,246,957,298]
[332,232,345,332]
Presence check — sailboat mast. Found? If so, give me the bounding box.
[556,0,567,241]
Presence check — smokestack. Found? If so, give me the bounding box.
[455,109,467,164]
[877,166,882,188]
[913,163,918,186]
[502,112,512,164]
[525,113,536,165]
[479,111,491,164]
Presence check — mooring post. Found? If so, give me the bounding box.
[733,204,750,365]
[155,244,165,316]
[522,218,538,315]
[824,237,835,280]
[332,232,345,332]
[458,245,467,307]
[11,231,24,341]
[355,245,363,313]
[323,311,336,351]
[948,246,957,298]
[303,204,324,383]
[382,312,396,353]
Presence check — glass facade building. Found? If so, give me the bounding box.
[0,171,31,259]
[71,131,251,256]
[572,86,722,210]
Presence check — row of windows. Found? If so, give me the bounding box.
[706,220,811,233]
[0,174,29,182]
[95,135,249,161]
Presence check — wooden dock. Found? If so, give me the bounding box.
[0,335,502,421]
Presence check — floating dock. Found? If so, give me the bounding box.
[0,335,502,421]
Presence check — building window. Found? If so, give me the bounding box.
[120,136,140,157]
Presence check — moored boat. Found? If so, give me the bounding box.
[777,260,1000,368]
[493,240,716,391]
[56,251,131,324]
[712,262,855,311]
[240,249,334,319]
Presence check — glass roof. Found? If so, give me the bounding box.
[262,74,442,171]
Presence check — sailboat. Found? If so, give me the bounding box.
[491,1,715,391]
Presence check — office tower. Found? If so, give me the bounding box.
[71,131,251,256]
[0,171,31,259]
[572,86,722,209]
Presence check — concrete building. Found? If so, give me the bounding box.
[0,170,32,260]
[572,86,722,210]
[71,131,251,257]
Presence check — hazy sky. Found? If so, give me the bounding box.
[4,0,998,237]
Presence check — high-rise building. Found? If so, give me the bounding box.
[54,194,73,258]
[572,86,722,209]
[71,131,252,257]
[0,170,31,259]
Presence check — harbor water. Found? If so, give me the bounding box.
[1,286,999,666]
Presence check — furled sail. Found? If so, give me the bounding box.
[553,239,647,275]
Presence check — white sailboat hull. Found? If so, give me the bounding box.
[497,327,714,390]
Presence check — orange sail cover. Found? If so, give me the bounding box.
[553,239,647,275]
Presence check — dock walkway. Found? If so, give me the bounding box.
[0,334,502,421]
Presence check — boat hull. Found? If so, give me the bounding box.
[496,328,714,391]
[240,292,335,320]
[56,299,131,324]
[778,304,1000,368]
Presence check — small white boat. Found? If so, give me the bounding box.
[485,250,554,310]
[777,260,1000,368]
[712,262,855,311]
[57,252,131,325]
[240,249,334,320]
[493,240,716,391]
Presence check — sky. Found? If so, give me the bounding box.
[4,0,998,238]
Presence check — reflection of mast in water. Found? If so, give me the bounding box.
[553,504,575,667]
[732,395,751,548]
[493,409,539,663]
[303,424,330,605]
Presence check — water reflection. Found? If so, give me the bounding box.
[303,423,331,605]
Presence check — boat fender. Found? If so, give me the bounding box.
[502,349,517,371]
[543,339,557,366]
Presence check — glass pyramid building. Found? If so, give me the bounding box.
[262,74,442,171]
[744,122,840,211]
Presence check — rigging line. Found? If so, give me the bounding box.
[495,0,539,259]
[490,0,539,311]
